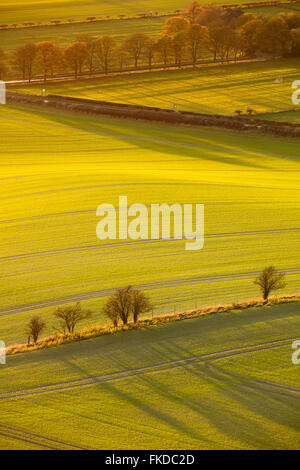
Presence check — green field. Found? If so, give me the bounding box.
[12,59,300,115]
[0,103,299,347]
[0,302,299,449]
[0,5,293,54]
[259,110,300,123]
[0,0,268,25]
[0,16,167,54]
[247,4,300,16]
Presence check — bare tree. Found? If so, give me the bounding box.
[185,24,209,66]
[154,35,173,67]
[122,33,148,69]
[115,46,131,72]
[95,35,116,74]
[131,288,152,323]
[11,43,36,81]
[144,37,155,71]
[27,316,46,344]
[0,48,7,79]
[53,302,92,334]
[254,266,286,301]
[103,300,120,327]
[76,35,97,74]
[103,286,133,326]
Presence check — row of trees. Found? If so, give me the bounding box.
[26,286,152,343]
[26,266,286,344]
[2,3,300,81]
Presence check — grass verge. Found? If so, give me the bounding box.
[7,294,300,356]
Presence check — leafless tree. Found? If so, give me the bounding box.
[103,286,133,326]
[11,43,36,81]
[53,302,92,334]
[95,35,116,74]
[131,288,152,323]
[27,316,46,343]
[254,266,286,301]
[122,33,148,68]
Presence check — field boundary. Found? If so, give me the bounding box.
[6,295,300,356]
[0,0,299,30]
[7,92,300,137]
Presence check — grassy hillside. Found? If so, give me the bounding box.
[12,59,300,115]
[0,302,299,449]
[0,103,299,346]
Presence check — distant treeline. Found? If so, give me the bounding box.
[2,2,300,81]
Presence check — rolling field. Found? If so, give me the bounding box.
[12,59,300,116]
[0,0,267,25]
[0,16,167,54]
[0,302,299,449]
[0,5,292,54]
[259,110,300,123]
[0,103,299,346]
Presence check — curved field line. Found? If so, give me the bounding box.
[1,228,299,263]
[0,430,57,450]
[205,360,300,399]
[0,424,88,450]
[0,268,299,317]
[1,337,299,402]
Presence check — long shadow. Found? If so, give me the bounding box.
[60,356,215,448]
[164,340,300,445]
[8,103,281,171]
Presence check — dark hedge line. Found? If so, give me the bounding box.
[7,92,300,137]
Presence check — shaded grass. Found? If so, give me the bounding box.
[12,58,300,115]
[6,295,300,356]
[0,301,299,449]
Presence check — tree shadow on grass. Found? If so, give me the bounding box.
[59,332,300,450]
[10,104,278,171]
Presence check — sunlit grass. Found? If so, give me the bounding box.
[0,301,299,449]
[12,59,300,115]
[0,103,299,345]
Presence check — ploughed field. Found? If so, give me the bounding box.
[0,103,299,346]
[0,302,299,449]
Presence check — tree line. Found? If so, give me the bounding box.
[26,266,286,344]
[1,2,300,81]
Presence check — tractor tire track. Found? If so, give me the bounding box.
[0,424,88,450]
[0,268,299,317]
[1,337,299,402]
[1,268,299,317]
[0,227,299,263]
[204,361,300,400]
